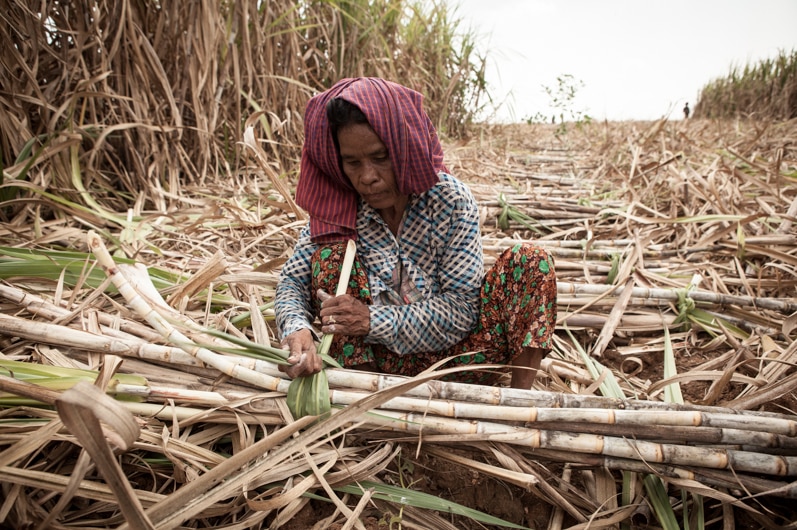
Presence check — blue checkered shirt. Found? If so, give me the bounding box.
[275,173,484,354]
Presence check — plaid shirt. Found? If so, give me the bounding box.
[276,173,483,354]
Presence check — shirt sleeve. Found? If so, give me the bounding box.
[275,223,318,340]
[366,184,483,354]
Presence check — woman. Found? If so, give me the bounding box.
[275,77,557,388]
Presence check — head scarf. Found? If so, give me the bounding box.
[296,77,446,242]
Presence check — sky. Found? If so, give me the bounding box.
[453,0,797,122]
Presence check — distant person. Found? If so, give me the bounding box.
[683,103,690,119]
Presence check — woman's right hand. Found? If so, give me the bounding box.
[318,289,370,336]
[279,328,323,378]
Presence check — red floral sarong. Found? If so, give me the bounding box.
[310,243,557,384]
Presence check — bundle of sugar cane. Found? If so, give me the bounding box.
[3,278,793,431]
[7,357,795,491]
[6,352,795,461]
[3,296,793,429]
[175,375,797,462]
[418,440,796,508]
[360,409,797,481]
[14,360,794,455]
[108,366,474,530]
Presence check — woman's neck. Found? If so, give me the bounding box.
[378,196,409,235]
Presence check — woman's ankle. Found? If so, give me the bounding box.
[509,347,544,389]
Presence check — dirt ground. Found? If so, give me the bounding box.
[280,447,795,530]
[281,451,554,530]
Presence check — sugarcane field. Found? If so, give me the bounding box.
[1,1,796,529]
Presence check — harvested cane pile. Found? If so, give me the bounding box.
[1,118,797,529]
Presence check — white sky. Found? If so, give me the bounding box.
[453,0,797,122]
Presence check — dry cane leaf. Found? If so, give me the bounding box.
[784,312,797,339]
[55,381,154,530]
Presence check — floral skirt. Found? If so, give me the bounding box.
[310,243,557,384]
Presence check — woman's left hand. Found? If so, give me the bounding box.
[318,289,370,336]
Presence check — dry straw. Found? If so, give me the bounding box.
[1,1,797,528]
[1,118,796,526]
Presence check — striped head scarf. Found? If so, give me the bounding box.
[296,77,446,242]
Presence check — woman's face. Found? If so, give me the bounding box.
[337,123,405,212]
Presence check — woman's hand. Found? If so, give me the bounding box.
[279,328,323,378]
[318,289,370,336]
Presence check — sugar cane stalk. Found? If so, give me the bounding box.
[87,230,286,392]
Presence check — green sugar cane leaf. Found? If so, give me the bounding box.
[497,193,510,230]
[0,360,149,405]
[3,132,52,200]
[682,489,690,530]
[694,493,705,530]
[194,324,341,368]
[621,470,634,530]
[229,301,275,328]
[0,246,180,292]
[673,288,695,327]
[507,208,547,235]
[498,205,509,230]
[0,259,108,288]
[185,326,290,363]
[330,480,529,529]
[317,332,333,356]
[320,353,342,369]
[177,340,287,364]
[0,246,111,261]
[643,475,681,530]
[286,371,331,420]
[0,360,147,387]
[0,377,145,405]
[303,370,331,418]
[14,135,41,166]
[0,376,97,405]
[565,324,626,399]
[286,375,307,419]
[687,308,749,339]
[606,253,620,284]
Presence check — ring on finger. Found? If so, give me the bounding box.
[328,315,336,325]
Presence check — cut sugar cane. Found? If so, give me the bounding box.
[317,239,357,357]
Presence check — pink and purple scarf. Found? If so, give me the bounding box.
[296,77,446,242]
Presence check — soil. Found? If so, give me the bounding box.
[278,446,796,529]
[271,396,615,528]
[280,450,556,530]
